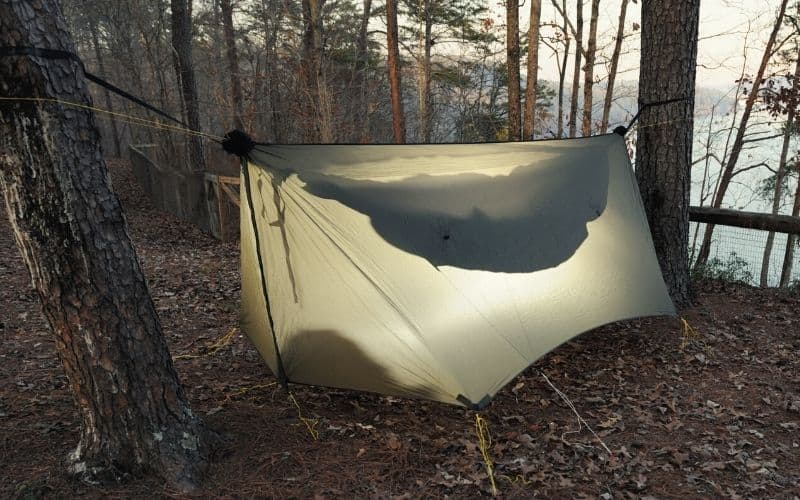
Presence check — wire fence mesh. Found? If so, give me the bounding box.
[689,222,800,287]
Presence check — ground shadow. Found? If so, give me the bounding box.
[296,152,609,273]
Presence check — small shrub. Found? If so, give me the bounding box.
[692,251,753,285]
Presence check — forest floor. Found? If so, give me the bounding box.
[1,160,799,499]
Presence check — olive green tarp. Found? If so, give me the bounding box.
[240,134,675,408]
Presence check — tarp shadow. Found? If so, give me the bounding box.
[297,152,609,273]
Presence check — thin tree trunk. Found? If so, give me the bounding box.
[601,0,628,132]
[170,0,206,172]
[696,0,789,265]
[763,53,800,286]
[635,0,700,307]
[556,0,569,138]
[0,0,211,490]
[780,173,800,286]
[386,0,406,143]
[568,0,583,137]
[356,0,373,142]
[302,0,333,142]
[418,0,433,143]
[261,0,283,142]
[581,0,599,137]
[220,0,245,130]
[522,0,542,140]
[507,0,521,141]
[89,19,122,157]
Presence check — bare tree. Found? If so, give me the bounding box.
[601,0,629,132]
[417,0,433,143]
[696,0,789,265]
[636,0,700,307]
[507,0,521,140]
[171,0,206,171]
[387,0,407,143]
[523,0,542,140]
[781,167,800,286]
[88,16,123,156]
[220,0,244,130]
[356,0,373,142]
[302,0,334,142]
[568,0,583,137]
[0,0,211,489]
[768,48,800,285]
[581,0,599,136]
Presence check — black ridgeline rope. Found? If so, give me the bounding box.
[614,96,691,136]
[0,46,219,142]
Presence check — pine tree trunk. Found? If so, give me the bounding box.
[220,0,245,130]
[170,0,206,172]
[635,0,700,308]
[568,0,583,138]
[417,0,433,143]
[386,0,406,143]
[506,0,521,141]
[581,0,599,137]
[601,0,628,132]
[522,0,542,140]
[695,0,789,265]
[0,0,211,490]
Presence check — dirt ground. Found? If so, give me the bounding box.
[1,160,799,499]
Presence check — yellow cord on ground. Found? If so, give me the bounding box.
[174,326,238,360]
[474,413,498,496]
[500,474,532,485]
[680,317,698,349]
[289,392,319,441]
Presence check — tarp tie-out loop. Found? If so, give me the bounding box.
[615,96,691,136]
[0,46,217,140]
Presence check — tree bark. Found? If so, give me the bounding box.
[220,0,245,130]
[780,171,800,286]
[356,0,373,142]
[522,0,542,140]
[581,0,599,137]
[506,0,521,141]
[556,0,569,138]
[760,52,799,286]
[170,0,206,172]
[568,0,583,137]
[601,0,628,132]
[0,0,211,490]
[417,0,433,143]
[386,0,406,143]
[88,17,122,157]
[695,0,789,265]
[636,0,700,308]
[302,0,334,142]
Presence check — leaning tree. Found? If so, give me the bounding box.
[0,0,212,490]
[635,0,700,308]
